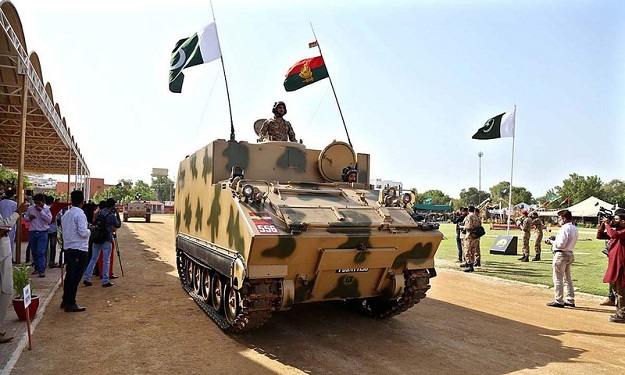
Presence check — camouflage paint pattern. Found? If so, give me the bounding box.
[175,139,443,306]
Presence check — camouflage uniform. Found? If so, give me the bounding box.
[532,217,543,255]
[259,118,296,142]
[474,214,482,265]
[462,213,480,265]
[521,216,532,257]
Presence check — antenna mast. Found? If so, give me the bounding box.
[310,23,353,148]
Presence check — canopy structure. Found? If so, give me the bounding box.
[413,204,452,212]
[0,1,89,194]
[537,196,615,219]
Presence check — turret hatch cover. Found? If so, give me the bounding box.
[253,119,266,136]
[318,141,356,182]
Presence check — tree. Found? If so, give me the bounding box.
[151,175,175,202]
[414,189,452,206]
[131,180,156,201]
[555,173,603,205]
[535,188,560,210]
[488,181,534,206]
[601,179,625,206]
[458,187,489,207]
[0,166,32,190]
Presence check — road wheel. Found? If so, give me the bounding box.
[224,284,240,324]
[211,274,223,312]
[200,269,211,300]
[192,263,201,294]
[184,258,193,288]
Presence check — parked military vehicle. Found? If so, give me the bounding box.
[175,138,443,332]
[123,199,151,223]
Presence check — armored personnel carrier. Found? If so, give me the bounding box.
[174,138,442,332]
[123,199,151,223]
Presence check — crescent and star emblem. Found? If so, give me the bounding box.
[482,118,494,133]
[171,49,187,71]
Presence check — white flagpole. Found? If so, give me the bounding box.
[506,105,517,236]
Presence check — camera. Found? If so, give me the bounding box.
[597,206,614,221]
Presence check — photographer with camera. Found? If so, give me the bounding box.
[598,209,625,323]
[83,198,121,288]
[597,208,620,306]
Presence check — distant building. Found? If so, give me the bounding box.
[28,175,57,194]
[370,178,403,192]
[56,177,115,199]
[147,201,164,214]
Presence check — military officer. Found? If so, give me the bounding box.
[258,101,297,142]
[518,209,532,262]
[460,205,479,272]
[531,211,543,261]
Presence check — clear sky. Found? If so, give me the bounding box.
[11,0,625,199]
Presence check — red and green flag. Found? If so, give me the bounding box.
[283,55,329,92]
[308,40,318,48]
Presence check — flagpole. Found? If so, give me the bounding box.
[210,1,236,141]
[506,105,516,236]
[310,23,353,148]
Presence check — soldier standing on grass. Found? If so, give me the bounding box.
[518,209,532,262]
[452,207,468,262]
[460,205,479,273]
[531,212,543,261]
[473,207,482,267]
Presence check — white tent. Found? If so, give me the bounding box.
[536,196,615,219]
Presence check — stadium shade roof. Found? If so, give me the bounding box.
[413,204,452,212]
[0,1,88,176]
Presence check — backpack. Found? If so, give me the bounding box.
[92,212,110,244]
[471,225,486,239]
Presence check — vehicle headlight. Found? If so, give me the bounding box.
[242,184,254,199]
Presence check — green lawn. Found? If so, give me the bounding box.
[433,223,610,297]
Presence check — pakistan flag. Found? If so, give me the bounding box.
[169,22,222,93]
[472,108,516,140]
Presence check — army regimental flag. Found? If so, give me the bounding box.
[472,108,516,140]
[283,56,329,92]
[169,22,222,93]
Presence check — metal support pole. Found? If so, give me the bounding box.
[478,151,483,205]
[15,65,28,263]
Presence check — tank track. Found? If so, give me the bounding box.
[176,249,281,333]
[359,269,430,319]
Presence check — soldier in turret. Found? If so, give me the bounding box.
[342,167,357,183]
[259,101,297,142]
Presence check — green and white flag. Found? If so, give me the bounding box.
[169,22,222,93]
[472,108,516,140]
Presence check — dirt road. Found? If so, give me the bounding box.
[10,216,625,374]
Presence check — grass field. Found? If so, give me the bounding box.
[433,223,611,297]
